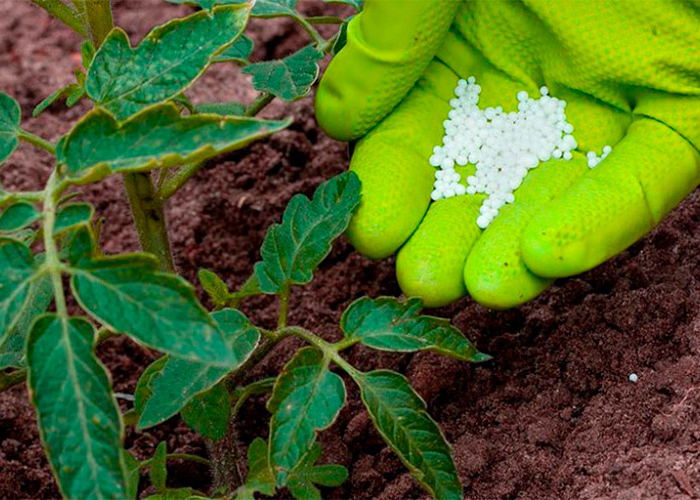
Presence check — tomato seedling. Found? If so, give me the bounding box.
[0,1,489,498]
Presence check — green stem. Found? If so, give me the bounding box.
[72,0,113,47]
[159,161,205,200]
[0,191,45,208]
[291,14,325,46]
[31,0,87,37]
[95,327,119,344]
[166,453,211,466]
[277,289,289,330]
[0,370,27,392]
[122,409,138,427]
[139,453,211,469]
[210,332,287,493]
[230,377,275,416]
[225,332,287,392]
[122,173,175,271]
[18,130,56,155]
[244,92,274,117]
[71,0,175,271]
[282,326,361,378]
[43,171,68,318]
[307,15,345,25]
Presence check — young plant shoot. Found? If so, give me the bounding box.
[0,1,489,499]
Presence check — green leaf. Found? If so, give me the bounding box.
[70,253,234,367]
[340,297,491,362]
[166,0,297,17]
[180,382,231,440]
[27,314,127,499]
[0,93,20,163]
[57,104,290,183]
[212,35,253,63]
[54,203,94,235]
[332,19,350,55]
[243,45,323,101]
[323,0,363,10]
[253,171,360,294]
[251,0,297,17]
[0,275,52,370]
[235,437,275,500]
[268,347,345,486]
[86,6,249,120]
[356,370,462,500]
[0,202,40,231]
[60,224,97,265]
[65,85,86,107]
[32,84,84,118]
[123,450,140,500]
[134,356,168,416]
[149,442,168,491]
[0,240,42,347]
[138,309,259,429]
[145,488,199,500]
[198,268,230,307]
[81,40,95,69]
[287,443,348,500]
[194,101,246,116]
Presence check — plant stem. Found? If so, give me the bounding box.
[282,326,361,378]
[210,333,287,494]
[72,0,113,47]
[307,15,345,25]
[72,0,176,271]
[18,130,56,155]
[206,430,243,493]
[122,173,175,271]
[291,14,325,46]
[159,161,205,200]
[43,171,69,318]
[162,18,343,200]
[0,370,27,392]
[277,289,289,330]
[244,92,274,117]
[0,190,45,208]
[225,332,286,392]
[230,377,275,416]
[31,0,87,37]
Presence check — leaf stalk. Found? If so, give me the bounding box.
[18,130,56,155]
[31,0,87,37]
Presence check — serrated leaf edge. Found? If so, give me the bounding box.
[86,5,251,118]
[355,369,462,500]
[57,103,292,185]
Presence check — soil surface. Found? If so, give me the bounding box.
[2,1,700,499]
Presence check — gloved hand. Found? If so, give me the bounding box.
[316,0,700,309]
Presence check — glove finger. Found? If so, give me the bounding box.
[396,167,482,307]
[347,60,460,259]
[522,118,700,278]
[463,157,586,309]
[462,90,631,309]
[315,0,460,141]
[395,47,535,308]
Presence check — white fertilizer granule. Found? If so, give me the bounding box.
[587,145,612,168]
[430,78,581,229]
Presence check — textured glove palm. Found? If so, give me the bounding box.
[316,0,700,308]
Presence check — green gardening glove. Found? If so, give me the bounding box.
[315,0,700,309]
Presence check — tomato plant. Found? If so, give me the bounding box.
[0,1,489,498]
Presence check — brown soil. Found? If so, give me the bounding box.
[2,1,700,499]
